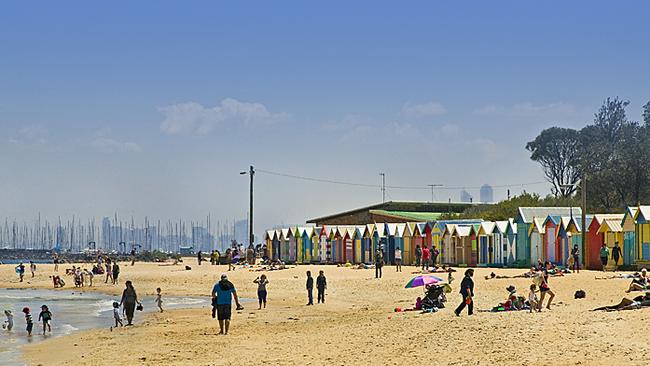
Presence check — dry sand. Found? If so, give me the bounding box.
[2,260,649,366]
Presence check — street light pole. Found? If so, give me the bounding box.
[240,166,255,247]
[379,173,386,202]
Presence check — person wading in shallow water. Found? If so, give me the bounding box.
[119,280,141,326]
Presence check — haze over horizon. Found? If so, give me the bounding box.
[2,1,649,238]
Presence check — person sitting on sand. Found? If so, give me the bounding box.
[626,268,648,293]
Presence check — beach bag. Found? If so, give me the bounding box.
[136,304,144,311]
[574,290,586,299]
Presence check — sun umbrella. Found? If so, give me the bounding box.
[405,275,443,288]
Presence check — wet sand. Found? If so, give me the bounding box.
[2,261,649,365]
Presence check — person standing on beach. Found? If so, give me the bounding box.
[306,271,314,305]
[316,270,327,304]
[197,251,203,266]
[53,253,59,272]
[454,269,474,316]
[254,274,269,309]
[415,245,421,268]
[16,263,25,282]
[375,248,384,279]
[538,261,555,311]
[226,249,235,271]
[211,274,243,335]
[612,242,623,272]
[112,262,120,285]
[571,245,580,273]
[119,280,141,326]
[421,246,431,272]
[395,246,402,272]
[105,257,113,284]
[432,245,440,268]
[29,261,36,278]
[599,243,610,272]
[130,248,136,266]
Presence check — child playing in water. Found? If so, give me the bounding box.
[3,310,13,331]
[38,305,52,335]
[112,301,123,328]
[22,307,33,336]
[155,288,164,313]
[528,284,539,313]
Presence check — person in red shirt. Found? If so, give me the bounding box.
[422,246,431,271]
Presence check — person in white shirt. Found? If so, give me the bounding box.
[394,247,402,272]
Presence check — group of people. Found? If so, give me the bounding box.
[3,305,52,337]
[414,244,440,272]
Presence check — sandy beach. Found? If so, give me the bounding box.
[1,261,648,366]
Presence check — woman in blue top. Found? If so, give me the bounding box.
[211,274,243,335]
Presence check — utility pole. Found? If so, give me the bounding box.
[240,165,255,247]
[379,173,386,202]
[427,184,443,202]
[581,174,587,255]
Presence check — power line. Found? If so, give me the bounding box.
[256,168,548,191]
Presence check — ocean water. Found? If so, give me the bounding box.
[0,288,209,365]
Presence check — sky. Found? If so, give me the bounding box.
[1,1,649,239]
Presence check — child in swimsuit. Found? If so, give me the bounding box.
[155,288,164,313]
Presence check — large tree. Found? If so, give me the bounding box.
[526,127,581,198]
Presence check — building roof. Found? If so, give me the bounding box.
[495,221,509,234]
[369,210,443,222]
[455,226,472,237]
[636,206,650,223]
[597,219,623,233]
[307,200,480,224]
[516,207,582,224]
[591,214,625,226]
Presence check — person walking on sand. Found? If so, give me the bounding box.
[119,280,142,326]
[375,248,384,279]
[29,261,36,278]
[538,261,555,311]
[414,245,421,268]
[155,287,164,313]
[421,246,431,272]
[226,249,235,271]
[571,245,580,273]
[211,274,243,335]
[16,263,25,282]
[454,269,474,316]
[612,242,623,272]
[599,243,610,272]
[306,271,314,305]
[38,305,52,335]
[112,301,123,328]
[254,274,269,309]
[316,270,327,304]
[197,251,202,266]
[395,246,402,272]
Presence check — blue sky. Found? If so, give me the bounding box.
[1,1,649,237]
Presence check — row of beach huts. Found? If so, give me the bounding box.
[264,206,650,269]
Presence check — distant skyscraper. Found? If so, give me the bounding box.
[480,184,494,203]
[234,219,248,245]
[460,190,473,203]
